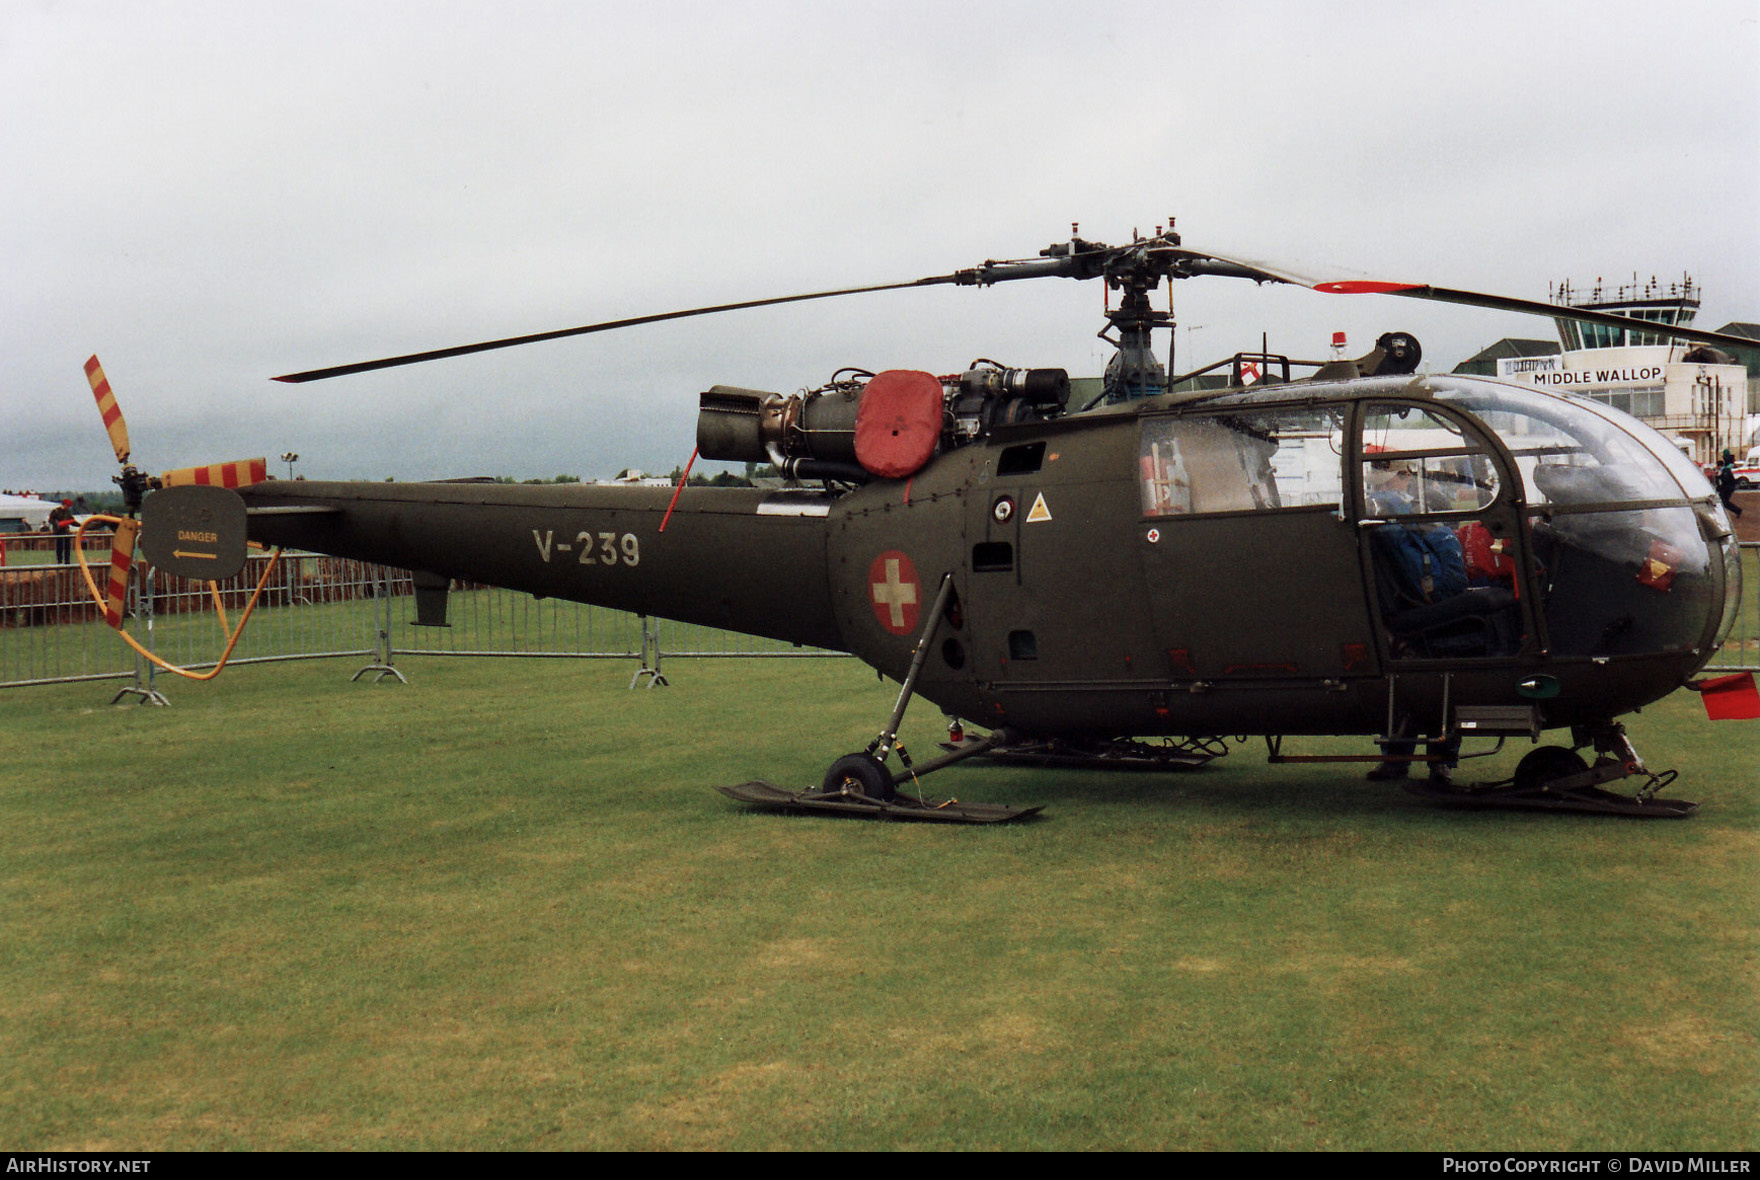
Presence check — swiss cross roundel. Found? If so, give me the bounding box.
[868,550,922,636]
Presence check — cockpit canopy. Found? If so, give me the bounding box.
[1137,374,1740,663]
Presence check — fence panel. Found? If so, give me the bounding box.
[390,581,645,659]
[1,554,845,691]
[139,553,381,670]
[1,555,134,685]
[1,552,383,688]
[651,616,841,658]
[1704,541,1759,672]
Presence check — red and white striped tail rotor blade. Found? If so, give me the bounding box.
[103,517,140,630]
[160,458,269,489]
[84,355,131,464]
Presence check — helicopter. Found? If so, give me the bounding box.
[81,225,1755,821]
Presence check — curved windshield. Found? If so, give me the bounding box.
[1562,394,1718,499]
[1195,376,1735,667]
[1431,380,1684,505]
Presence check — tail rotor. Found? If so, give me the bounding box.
[78,356,270,654]
[82,355,147,624]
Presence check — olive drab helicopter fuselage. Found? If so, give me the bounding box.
[88,227,1751,819]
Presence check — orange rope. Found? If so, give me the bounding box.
[75,514,283,681]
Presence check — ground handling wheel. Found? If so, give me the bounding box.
[1402,742,1697,817]
[821,752,896,802]
[1513,746,1589,793]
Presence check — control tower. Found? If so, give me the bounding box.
[1550,274,1700,350]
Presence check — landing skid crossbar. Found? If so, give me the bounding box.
[1402,773,1698,818]
[938,735,1221,771]
[715,780,1042,824]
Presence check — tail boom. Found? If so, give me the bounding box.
[238,480,843,650]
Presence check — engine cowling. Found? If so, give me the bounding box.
[696,366,1070,482]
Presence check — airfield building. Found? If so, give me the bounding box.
[1454,275,1752,463]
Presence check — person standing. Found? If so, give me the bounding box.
[49,500,75,564]
[1716,450,1743,519]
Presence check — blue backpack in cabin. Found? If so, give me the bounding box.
[1372,523,1468,606]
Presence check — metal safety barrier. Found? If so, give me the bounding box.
[0,552,387,694]
[1703,541,1760,673]
[390,582,643,661]
[1,553,844,696]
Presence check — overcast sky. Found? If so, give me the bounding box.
[5,0,1757,489]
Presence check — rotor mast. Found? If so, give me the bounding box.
[954,222,1184,404]
[1100,230,1177,404]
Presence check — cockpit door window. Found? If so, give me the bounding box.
[1360,403,1500,518]
[1358,402,1525,661]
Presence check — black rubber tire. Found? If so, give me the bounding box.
[821,752,895,802]
[1513,746,1589,793]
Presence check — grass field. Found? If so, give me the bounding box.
[2,656,1755,1150]
[0,548,109,566]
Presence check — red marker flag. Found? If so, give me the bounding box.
[1697,672,1760,721]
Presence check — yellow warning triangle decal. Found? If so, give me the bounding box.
[1025,492,1053,523]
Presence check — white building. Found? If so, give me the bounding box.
[1488,275,1748,465]
[0,492,57,533]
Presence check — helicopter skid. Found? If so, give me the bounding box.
[715,780,1042,824]
[935,736,1219,772]
[1401,775,1698,818]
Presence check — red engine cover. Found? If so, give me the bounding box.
[854,369,942,480]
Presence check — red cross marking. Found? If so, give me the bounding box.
[869,550,921,635]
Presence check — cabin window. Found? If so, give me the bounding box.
[1140,406,1344,516]
[1007,630,1038,660]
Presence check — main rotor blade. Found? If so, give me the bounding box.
[272,276,963,383]
[1163,244,1759,353]
[274,232,1758,384]
[1319,281,1760,353]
